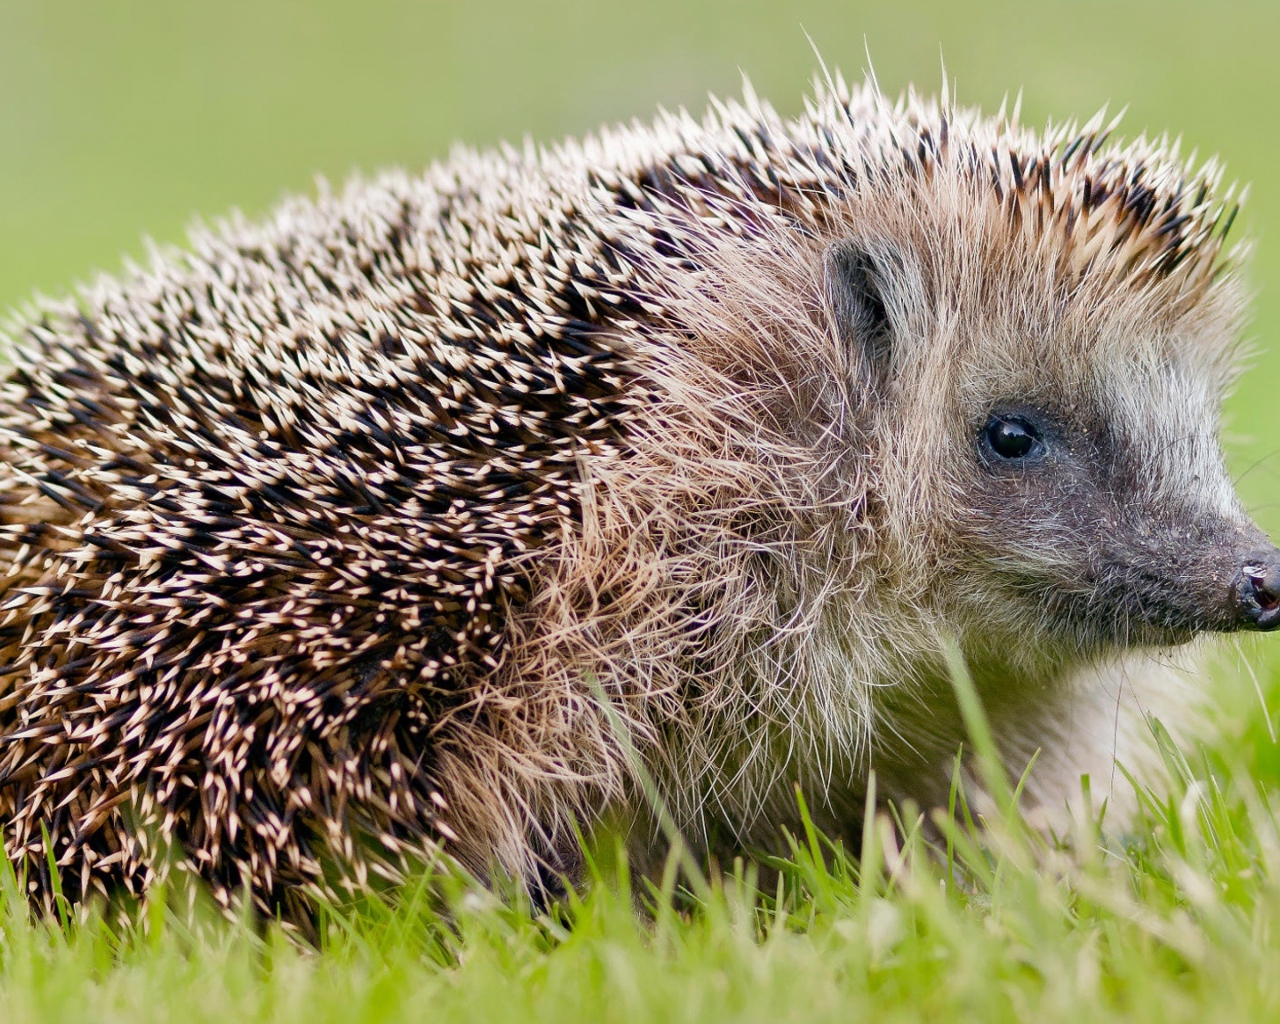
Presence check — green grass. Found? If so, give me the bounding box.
[0,657,1275,1023]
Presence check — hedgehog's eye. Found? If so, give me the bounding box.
[982,415,1044,461]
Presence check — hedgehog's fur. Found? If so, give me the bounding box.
[0,74,1264,927]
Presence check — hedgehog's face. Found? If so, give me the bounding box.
[951,358,1279,653]
[828,234,1280,659]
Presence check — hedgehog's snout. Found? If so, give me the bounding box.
[1234,550,1280,631]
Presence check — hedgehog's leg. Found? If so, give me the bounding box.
[994,648,1207,836]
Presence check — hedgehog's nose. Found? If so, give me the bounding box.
[1234,549,1280,630]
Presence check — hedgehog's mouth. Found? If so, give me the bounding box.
[1011,540,1280,648]
[1037,583,1201,649]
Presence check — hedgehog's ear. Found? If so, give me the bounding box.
[825,240,896,383]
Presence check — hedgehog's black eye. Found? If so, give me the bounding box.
[982,415,1044,462]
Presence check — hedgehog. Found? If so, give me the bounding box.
[0,73,1275,929]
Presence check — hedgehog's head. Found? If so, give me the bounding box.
[823,104,1279,668]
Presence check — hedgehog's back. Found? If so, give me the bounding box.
[0,154,644,921]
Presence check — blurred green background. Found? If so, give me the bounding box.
[1,0,1278,527]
